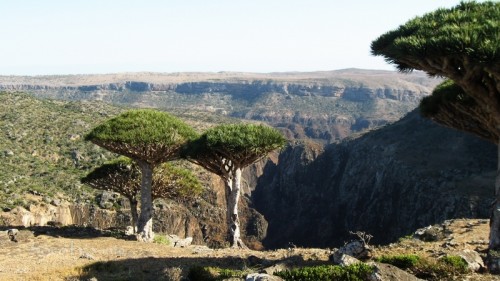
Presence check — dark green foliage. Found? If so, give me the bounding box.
[420,80,474,117]
[274,264,374,281]
[85,109,198,165]
[371,1,499,73]
[205,124,286,153]
[375,254,421,269]
[188,123,286,169]
[85,109,198,146]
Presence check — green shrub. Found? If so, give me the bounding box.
[274,263,374,281]
[376,254,469,280]
[187,266,246,281]
[440,255,468,274]
[153,234,171,245]
[375,254,421,269]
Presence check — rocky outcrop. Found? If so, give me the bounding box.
[0,70,440,143]
[253,110,496,249]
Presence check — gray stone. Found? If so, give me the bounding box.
[331,253,361,266]
[7,228,19,242]
[454,250,484,272]
[261,263,289,275]
[246,273,283,281]
[414,225,444,242]
[368,262,424,281]
[329,240,372,262]
[174,237,193,247]
[51,199,61,206]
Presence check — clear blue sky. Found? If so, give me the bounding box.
[0,0,474,75]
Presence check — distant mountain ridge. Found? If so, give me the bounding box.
[0,69,441,143]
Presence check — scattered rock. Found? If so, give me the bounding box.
[51,199,61,207]
[79,253,95,260]
[7,228,19,242]
[454,250,485,272]
[246,273,283,281]
[368,262,424,281]
[261,263,289,276]
[331,253,361,266]
[168,235,193,247]
[414,225,444,242]
[329,240,372,262]
[175,237,193,248]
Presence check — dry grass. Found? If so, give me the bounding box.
[0,219,499,280]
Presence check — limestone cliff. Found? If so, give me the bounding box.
[253,111,496,248]
[0,70,440,143]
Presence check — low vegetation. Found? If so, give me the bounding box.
[376,253,469,280]
[274,263,374,281]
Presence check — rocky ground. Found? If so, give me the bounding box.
[0,219,499,280]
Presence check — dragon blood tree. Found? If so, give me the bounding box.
[85,109,197,242]
[185,124,286,248]
[371,1,500,268]
[81,157,202,233]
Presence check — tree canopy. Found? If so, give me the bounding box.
[420,79,498,143]
[202,124,286,168]
[371,1,499,75]
[85,109,198,164]
[81,157,203,202]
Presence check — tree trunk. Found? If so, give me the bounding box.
[228,168,247,248]
[488,141,500,272]
[129,197,139,234]
[136,162,155,242]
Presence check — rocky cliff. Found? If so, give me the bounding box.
[0,70,440,143]
[253,111,496,249]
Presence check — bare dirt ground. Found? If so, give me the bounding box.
[0,219,499,280]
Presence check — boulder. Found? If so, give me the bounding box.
[7,228,19,242]
[246,273,283,281]
[168,234,193,247]
[329,240,372,262]
[413,225,444,242]
[331,253,361,266]
[368,262,424,281]
[454,250,484,272]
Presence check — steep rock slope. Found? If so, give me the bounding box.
[253,111,496,248]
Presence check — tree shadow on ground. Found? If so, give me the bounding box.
[0,225,135,240]
[73,254,330,281]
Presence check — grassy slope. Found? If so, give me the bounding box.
[0,92,125,209]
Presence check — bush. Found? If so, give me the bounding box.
[153,234,171,245]
[376,253,469,280]
[187,266,246,281]
[274,263,374,281]
[440,255,468,274]
[375,254,421,269]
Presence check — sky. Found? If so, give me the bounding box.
[0,0,477,75]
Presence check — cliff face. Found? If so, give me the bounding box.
[253,111,496,249]
[0,70,440,143]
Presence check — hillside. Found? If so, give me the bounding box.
[0,92,266,249]
[253,110,496,249]
[0,69,441,143]
[0,92,123,210]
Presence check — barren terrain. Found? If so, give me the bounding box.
[0,219,499,280]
